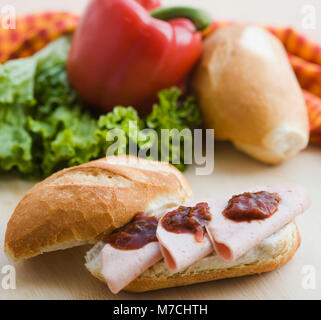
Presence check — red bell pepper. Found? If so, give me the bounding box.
[67,0,211,115]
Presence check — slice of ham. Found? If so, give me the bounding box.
[101,242,162,294]
[157,218,213,273]
[206,183,310,262]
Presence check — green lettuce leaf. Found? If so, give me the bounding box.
[0,58,36,105]
[0,36,100,177]
[96,106,146,157]
[145,87,202,170]
[0,104,33,173]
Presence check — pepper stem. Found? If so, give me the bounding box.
[150,6,212,31]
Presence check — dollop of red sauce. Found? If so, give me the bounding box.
[161,202,211,242]
[104,213,158,250]
[223,191,281,222]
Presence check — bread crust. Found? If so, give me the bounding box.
[192,25,309,164]
[87,222,300,293]
[4,156,192,260]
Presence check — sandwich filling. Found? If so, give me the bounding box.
[100,214,162,294]
[157,202,213,273]
[98,183,309,293]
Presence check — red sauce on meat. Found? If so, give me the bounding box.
[161,202,211,242]
[223,191,281,222]
[104,213,158,250]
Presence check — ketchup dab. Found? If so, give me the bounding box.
[223,191,281,222]
[161,202,211,242]
[104,213,158,250]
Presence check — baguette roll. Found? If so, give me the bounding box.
[192,25,309,164]
[4,156,192,260]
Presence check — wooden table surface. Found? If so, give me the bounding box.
[0,0,321,300]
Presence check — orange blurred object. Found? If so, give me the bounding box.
[0,12,78,63]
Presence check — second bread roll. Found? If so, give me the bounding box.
[192,25,309,164]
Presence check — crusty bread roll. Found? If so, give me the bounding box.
[192,25,309,164]
[85,222,300,292]
[4,156,192,260]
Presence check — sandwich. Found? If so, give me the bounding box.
[4,156,310,293]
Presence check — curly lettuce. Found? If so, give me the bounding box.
[146,87,202,171]
[0,36,202,177]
